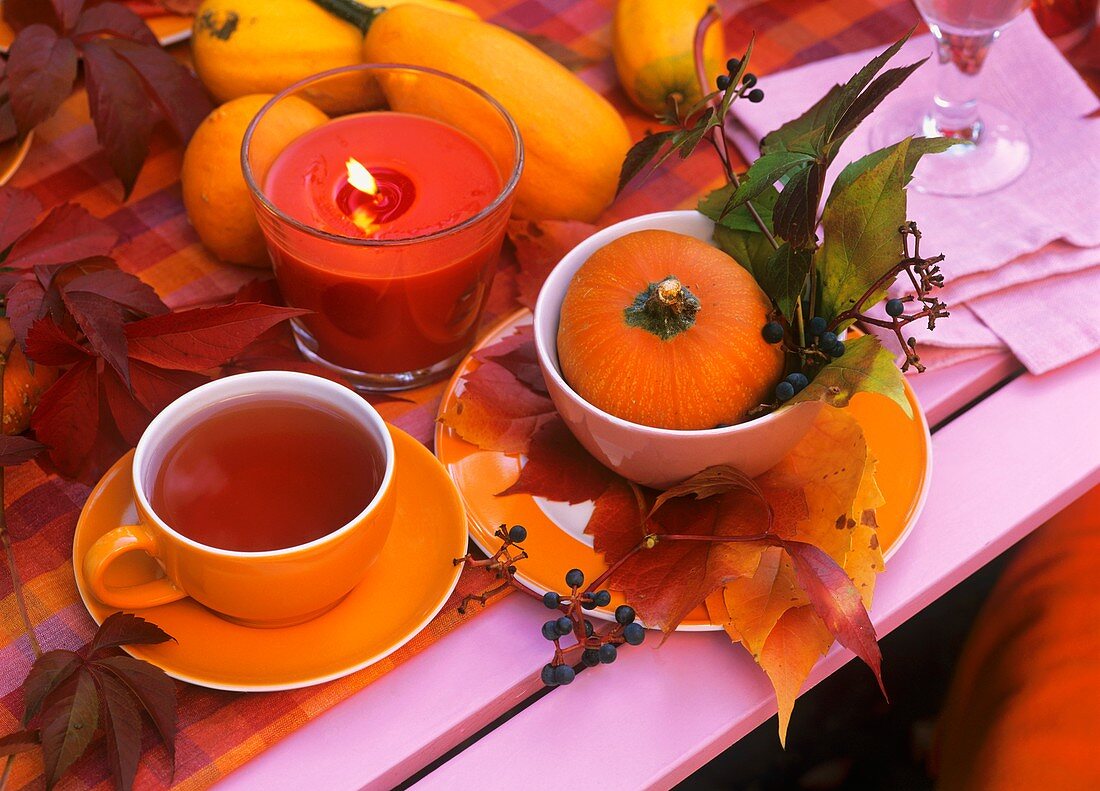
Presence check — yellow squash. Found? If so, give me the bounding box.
[364,4,632,222]
[612,0,725,118]
[192,0,477,106]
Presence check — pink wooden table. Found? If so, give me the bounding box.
[208,347,1100,789]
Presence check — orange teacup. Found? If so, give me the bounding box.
[82,371,396,627]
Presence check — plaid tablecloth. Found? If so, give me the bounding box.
[0,0,969,788]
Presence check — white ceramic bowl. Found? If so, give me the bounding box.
[533,210,821,489]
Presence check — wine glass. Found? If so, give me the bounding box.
[870,0,1032,196]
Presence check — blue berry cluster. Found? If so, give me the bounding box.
[717,58,765,103]
[539,568,646,687]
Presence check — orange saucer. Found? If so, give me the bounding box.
[73,425,468,691]
[436,311,932,630]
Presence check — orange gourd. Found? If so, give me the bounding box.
[557,230,783,430]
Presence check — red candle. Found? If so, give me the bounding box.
[261,111,511,378]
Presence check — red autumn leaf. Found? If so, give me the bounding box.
[102,366,152,445]
[0,729,40,756]
[584,478,649,563]
[440,360,556,454]
[29,359,101,480]
[2,0,64,31]
[90,612,174,657]
[81,38,156,199]
[21,649,82,724]
[472,324,546,394]
[72,3,159,45]
[232,277,283,306]
[0,435,47,466]
[129,360,206,414]
[650,465,768,519]
[92,670,142,791]
[106,37,210,141]
[0,186,42,250]
[498,418,613,503]
[507,219,598,310]
[125,303,309,371]
[5,204,120,268]
[783,539,885,697]
[93,655,177,762]
[6,279,48,347]
[24,318,92,366]
[65,268,169,317]
[61,288,130,384]
[5,25,78,132]
[40,669,99,789]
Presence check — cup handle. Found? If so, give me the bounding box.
[83,524,187,610]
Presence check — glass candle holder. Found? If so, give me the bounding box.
[243,64,523,392]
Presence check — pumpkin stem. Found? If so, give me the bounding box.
[308,0,384,33]
[624,276,700,341]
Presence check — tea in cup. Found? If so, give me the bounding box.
[82,371,396,627]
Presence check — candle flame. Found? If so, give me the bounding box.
[345,157,379,235]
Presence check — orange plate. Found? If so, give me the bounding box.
[435,310,932,630]
[73,426,468,691]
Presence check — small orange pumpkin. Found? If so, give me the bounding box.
[556,230,783,430]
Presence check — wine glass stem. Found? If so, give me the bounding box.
[927,30,995,141]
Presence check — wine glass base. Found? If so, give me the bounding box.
[292,322,470,393]
[869,99,1030,197]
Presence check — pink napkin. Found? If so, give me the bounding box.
[728,12,1100,374]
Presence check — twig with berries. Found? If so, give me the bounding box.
[826,222,949,373]
[453,524,537,614]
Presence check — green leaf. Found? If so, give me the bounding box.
[818,137,957,324]
[789,335,912,419]
[758,243,812,317]
[40,669,99,790]
[617,130,677,195]
[772,161,824,250]
[728,151,814,209]
[759,30,919,164]
[713,224,775,280]
[698,183,778,232]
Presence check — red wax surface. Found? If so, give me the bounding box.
[263,113,510,374]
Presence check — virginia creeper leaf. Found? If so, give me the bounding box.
[784,539,885,697]
[585,479,648,563]
[721,546,807,657]
[5,204,120,268]
[818,137,956,324]
[698,182,779,234]
[102,366,153,445]
[129,360,207,414]
[94,655,177,762]
[726,151,814,211]
[24,318,92,365]
[788,335,912,419]
[831,60,927,146]
[5,279,47,347]
[650,465,766,519]
[40,669,99,789]
[472,324,546,394]
[92,669,143,791]
[104,38,212,142]
[497,418,613,503]
[125,303,308,371]
[72,3,160,46]
[21,650,82,724]
[508,219,598,311]
[441,360,556,454]
[772,160,823,250]
[61,288,130,385]
[2,0,63,31]
[0,729,40,756]
[712,224,776,281]
[757,243,812,317]
[758,605,834,745]
[30,358,100,479]
[65,268,168,317]
[0,186,42,252]
[90,612,174,657]
[617,130,677,194]
[80,38,156,198]
[0,435,47,466]
[5,25,78,133]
